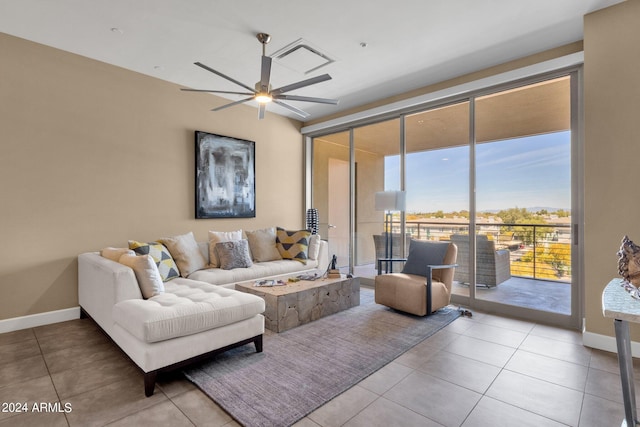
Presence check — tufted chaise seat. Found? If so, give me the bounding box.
[113,278,265,343]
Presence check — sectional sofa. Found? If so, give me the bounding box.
[78,228,328,396]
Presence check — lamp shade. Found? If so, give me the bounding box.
[375,191,406,211]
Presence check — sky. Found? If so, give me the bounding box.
[385,131,571,213]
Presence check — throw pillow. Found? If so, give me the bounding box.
[128,240,180,281]
[401,239,450,277]
[158,231,207,277]
[307,234,321,261]
[215,240,253,270]
[276,227,311,264]
[245,227,282,262]
[208,229,243,267]
[118,253,165,298]
[100,247,135,262]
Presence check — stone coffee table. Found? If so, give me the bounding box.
[235,275,360,332]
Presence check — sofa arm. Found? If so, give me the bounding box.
[78,252,143,333]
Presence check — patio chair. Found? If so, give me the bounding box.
[449,234,511,287]
[375,239,457,316]
[373,233,411,274]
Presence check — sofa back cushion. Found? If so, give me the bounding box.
[158,231,207,277]
[246,227,282,262]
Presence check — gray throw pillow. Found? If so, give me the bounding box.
[401,240,450,277]
[215,240,253,270]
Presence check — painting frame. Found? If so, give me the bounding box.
[195,131,256,219]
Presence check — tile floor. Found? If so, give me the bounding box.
[0,288,634,426]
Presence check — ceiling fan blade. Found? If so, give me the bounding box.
[271,74,332,96]
[181,88,255,96]
[275,94,339,105]
[194,62,256,93]
[260,56,272,93]
[273,100,310,119]
[258,103,266,120]
[211,97,255,112]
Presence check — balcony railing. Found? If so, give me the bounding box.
[386,220,572,283]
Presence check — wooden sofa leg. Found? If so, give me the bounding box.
[144,371,158,397]
[254,334,263,353]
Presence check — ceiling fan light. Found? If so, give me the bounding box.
[255,93,273,104]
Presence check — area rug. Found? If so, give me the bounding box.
[183,289,460,427]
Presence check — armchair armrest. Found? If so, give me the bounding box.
[425,264,458,315]
[427,263,458,270]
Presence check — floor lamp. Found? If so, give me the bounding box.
[375,191,406,266]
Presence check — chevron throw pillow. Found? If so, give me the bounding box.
[276,227,311,264]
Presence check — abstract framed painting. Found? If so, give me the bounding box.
[195,131,256,219]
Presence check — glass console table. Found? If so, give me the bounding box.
[602,278,640,427]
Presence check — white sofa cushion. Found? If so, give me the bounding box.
[112,278,265,343]
[188,258,320,286]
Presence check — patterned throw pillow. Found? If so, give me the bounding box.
[215,240,253,270]
[276,227,311,264]
[128,240,180,281]
[208,229,243,267]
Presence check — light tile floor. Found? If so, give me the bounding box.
[0,288,635,426]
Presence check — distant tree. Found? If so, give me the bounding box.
[435,210,444,218]
[497,207,552,245]
[496,207,532,224]
[536,209,548,215]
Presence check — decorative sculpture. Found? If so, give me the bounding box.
[327,254,341,278]
[617,235,640,286]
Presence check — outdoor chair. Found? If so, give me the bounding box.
[373,233,411,274]
[375,239,457,316]
[449,234,511,287]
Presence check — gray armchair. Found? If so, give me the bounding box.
[449,234,511,287]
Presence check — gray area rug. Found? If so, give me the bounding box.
[183,289,460,427]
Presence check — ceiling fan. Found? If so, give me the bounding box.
[181,33,339,120]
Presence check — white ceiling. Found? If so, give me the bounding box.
[0,0,624,122]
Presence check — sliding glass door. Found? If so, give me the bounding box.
[472,76,575,321]
[404,102,471,300]
[309,70,581,327]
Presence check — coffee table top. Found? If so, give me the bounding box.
[236,275,351,296]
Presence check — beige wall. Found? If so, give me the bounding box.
[584,0,640,339]
[3,0,637,343]
[0,33,304,321]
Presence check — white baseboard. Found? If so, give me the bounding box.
[0,307,81,334]
[583,330,640,357]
